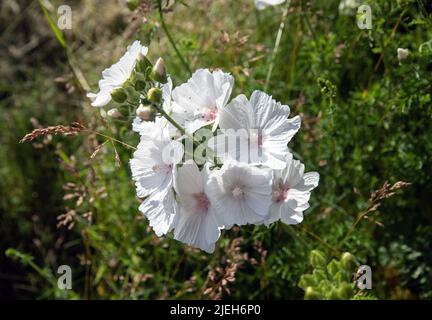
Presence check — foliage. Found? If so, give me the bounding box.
[0,0,431,299]
[298,250,376,300]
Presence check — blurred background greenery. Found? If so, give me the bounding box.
[0,0,431,299]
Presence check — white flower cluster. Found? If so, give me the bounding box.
[89,41,319,253]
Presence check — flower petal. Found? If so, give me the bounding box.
[219,94,253,131]
[139,186,177,236]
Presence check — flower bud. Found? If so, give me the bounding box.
[397,48,409,62]
[107,108,122,118]
[341,252,357,270]
[150,58,167,83]
[111,88,127,103]
[134,80,146,92]
[310,250,327,268]
[147,87,163,103]
[136,104,154,121]
[136,55,152,74]
[304,287,321,300]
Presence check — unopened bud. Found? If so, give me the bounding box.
[151,58,167,83]
[136,55,152,74]
[397,48,409,62]
[107,108,122,118]
[341,252,357,270]
[134,80,146,92]
[111,88,127,103]
[147,87,163,103]
[136,104,154,121]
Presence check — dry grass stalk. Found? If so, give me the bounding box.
[353,181,411,228]
[203,237,248,299]
[90,140,109,159]
[57,149,106,230]
[19,122,85,143]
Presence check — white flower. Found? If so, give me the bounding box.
[132,116,168,140]
[138,184,178,237]
[207,161,272,229]
[173,161,221,253]
[255,0,285,10]
[265,156,319,226]
[397,48,409,62]
[87,40,148,107]
[129,119,183,236]
[171,69,234,133]
[338,0,360,15]
[208,90,301,170]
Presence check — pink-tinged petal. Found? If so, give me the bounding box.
[286,190,311,211]
[174,161,204,196]
[265,156,318,226]
[213,70,234,110]
[171,69,232,133]
[280,206,304,225]
[283,158,305,187]
[294,172,320,192]
[219,95,253,130]
[139,186,176,237]
[88,40,147,107]
[173,207,220,253]
[206,162,272,229]
[249,90,291,128]
[265,115,301,144]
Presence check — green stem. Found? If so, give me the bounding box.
[265,0,291,91]
[155,104,217,165]
[91,131,137,150]
[157,106,186,135]
[157,0,192,75]
[299,225,341,256]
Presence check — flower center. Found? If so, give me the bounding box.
[201,105,217,122]
[272,183,289,203]
[194,192,210,212]
[232,186,244,199]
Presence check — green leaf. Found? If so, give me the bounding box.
[37,0,67,49]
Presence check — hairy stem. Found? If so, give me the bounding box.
[156,106,186,135]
